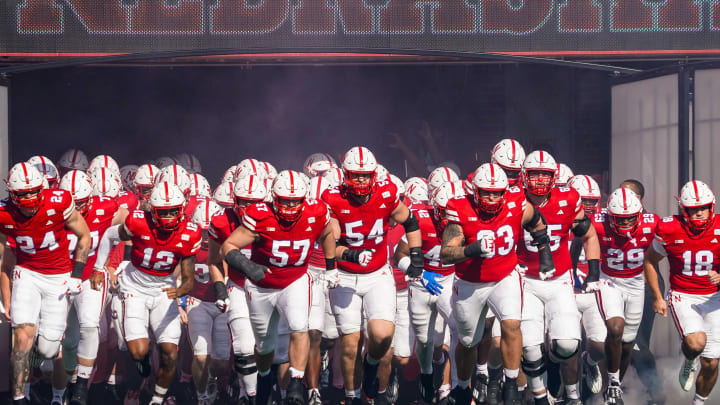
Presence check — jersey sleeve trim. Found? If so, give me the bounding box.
[242,215,256,231]
[63,200,75,220]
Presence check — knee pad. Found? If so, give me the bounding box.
[521,344,546,377]
[37,335,61,360]
[234,354,257,376]
[550,339,579,362]
[77,327,100,360]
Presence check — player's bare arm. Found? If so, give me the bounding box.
[164,255,196,299]
[393,239,410,265]
[392,201,422,248]
[66,209,92,265]
[440,223,468,265]
[643,244,667,317]
[319,222,337,260]
[111,206,130,226]
[222,225,270,282]
[207,238,226,283]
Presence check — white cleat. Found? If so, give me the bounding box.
[679,357,697,392]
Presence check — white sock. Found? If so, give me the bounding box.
[197,391,208,400]
[76,364,94,380]
[476,363,489,376]
[504,368,519,379]
[693,393,707,405]
[565,383,579,399]
[308,388,320,397]
[457,379,470,388]
[609,370,621,384]
[106,374,116,385]
[289,366,305,379]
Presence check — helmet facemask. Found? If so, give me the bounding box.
[234,197,262,218]
[610,213,640,236]
[524,169,556,196]
[683,203,714,233]
[343,170,376,196]
[474,188,505,215]
[10,186,44,216]
[581,198,600,215]
[152,206,183,232]
[273,196,305,223]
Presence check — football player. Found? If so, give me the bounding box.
[490,138,526,188]
[440,163,553,405]
[187,200,229,405]
[591,187,658,404]
[222,170,337,405]
[645,180,720,405]
[321,146,423,404]
[208,175,265,403]
[516,151,600,405]
[93,182,201,405]
[58,170,130,405]
[566,175,606,398]
[395,181,463,403]
[0,163,91,405]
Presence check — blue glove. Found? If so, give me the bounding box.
[421,271,443,296]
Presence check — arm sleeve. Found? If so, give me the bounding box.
[95,225,122,269]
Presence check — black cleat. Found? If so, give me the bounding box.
[285,377,306,405]
[448,385,472,405]
[70,378,89,405]
[472,373,488,404]
[362,354,380,399]
[134,353,152,378]
[419,373,435,403]
[344,397,362,405]
[256,373,273,405]
[502,377,523,405]
[534,394,551,405]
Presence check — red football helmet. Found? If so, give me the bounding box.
[522,151,557,196]
[6,162,45,215]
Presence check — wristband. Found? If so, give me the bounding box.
[213,281,229,301]
[71,261,85,279]
[325,258,337,271]
[123,244,132,261]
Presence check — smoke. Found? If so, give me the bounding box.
[8,64,610,185]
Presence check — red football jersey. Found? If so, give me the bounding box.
[654,214,720,295]
[307,242,326,270]
[241,200,328,289]
[446,195,525,283]
[415,208,454,277]
[0,189,74,275]
[116,191,138,211]
[517,187,582,279]
[387,223,407,290]
[209,208,250,287]
[321,181,401,273]
[593,211,659,278]
[123,210,202,277]
[67,196,119,280]
[188,246,214,302]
